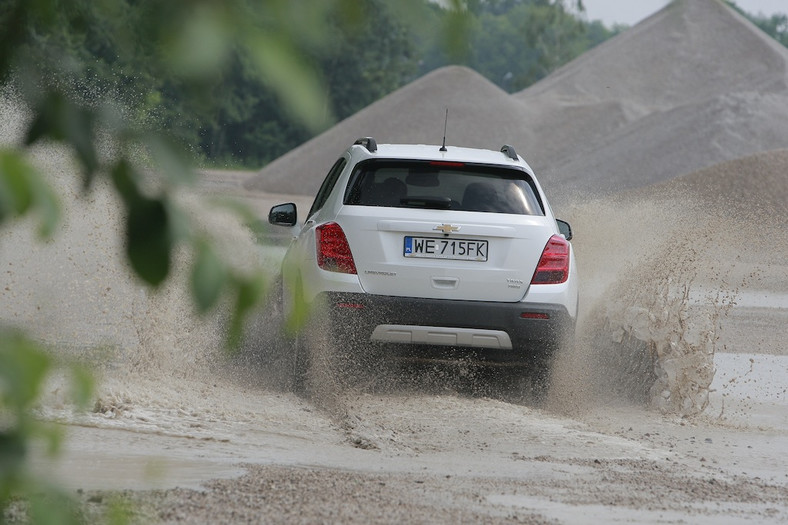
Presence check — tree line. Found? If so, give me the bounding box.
[9,0,614,168]
[8,0,788,169]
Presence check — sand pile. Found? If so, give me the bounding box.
[501,0,788,199]
[244,66,533,195]
[248,0,788,204]
[517,0,788,112]
[667,148,788,216]
[627,147,788,293]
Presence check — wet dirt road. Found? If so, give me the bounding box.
[29,344,788,524]
[7,167,787,523]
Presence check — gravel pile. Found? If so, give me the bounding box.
[244,66,531,196]
[246,0,788,205]
[513,0,788,202]
[668,148,788,215]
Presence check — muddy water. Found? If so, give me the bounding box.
[3,132,787,520]
[550,192,785,417]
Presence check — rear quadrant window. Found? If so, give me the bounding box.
[308,157,347,219]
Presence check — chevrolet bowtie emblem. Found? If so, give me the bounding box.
[434,224,460,234]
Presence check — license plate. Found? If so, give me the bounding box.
[403,236,488,261]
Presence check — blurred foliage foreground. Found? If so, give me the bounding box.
[1,0,433,521]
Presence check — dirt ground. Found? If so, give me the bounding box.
[9,165,784,524]
[28,352,788,524]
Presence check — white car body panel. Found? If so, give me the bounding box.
[272,141,579,360]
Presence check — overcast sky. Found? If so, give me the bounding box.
[581,0,787,26]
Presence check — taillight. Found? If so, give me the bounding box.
[316,222,357,274]
[531,234,570,284]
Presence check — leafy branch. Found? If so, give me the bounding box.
[0,1,382,521]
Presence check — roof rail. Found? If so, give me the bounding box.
[354,137,377,153]
[501,144,518,161]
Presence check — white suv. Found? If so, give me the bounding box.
[268,138,578,392]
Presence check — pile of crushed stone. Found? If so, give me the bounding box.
[248,0,788,204]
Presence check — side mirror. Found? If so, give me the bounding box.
[269,203,297,227]
[556,219,573,241]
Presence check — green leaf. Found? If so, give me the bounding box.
[28,173,60,238]
[167,3,232,78]
[110,159,139,203]
[25,92,99,186]
[34,420,64,458]
[29,489,82,525]
[106,495,135,525]
[110,159,173,286]
[144,134,197,186]
[65,104,100,186]
[69,363,95,410]
[0,149,34,218]
[0,431,26,480]
[227,273,266,350]
[0,330,52,410]
[191,240,228,313]
[247,32,333,132]
[0,149,60,237]
[283,274,310,337]
[126,196,171,286]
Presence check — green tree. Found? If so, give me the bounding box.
[318,0,418,122]
[727,1,788,47]
[195,0,419,167]
[5,0,620,169]
[416,0,614,92]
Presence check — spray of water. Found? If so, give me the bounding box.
[547,186,778,417]
[0,89,290,424]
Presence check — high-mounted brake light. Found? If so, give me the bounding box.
[429,161,465,167]
[316,222,357,274]
[531,235,570,284]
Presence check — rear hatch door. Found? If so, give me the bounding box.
[340,207,553,302]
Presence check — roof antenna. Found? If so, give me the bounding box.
[439,108,448,152]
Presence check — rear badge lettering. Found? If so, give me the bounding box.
[364,270,397,277]
[507,278,524,289]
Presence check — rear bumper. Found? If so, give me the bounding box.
[316,292,574,364]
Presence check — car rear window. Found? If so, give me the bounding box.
[344,159,545,215]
